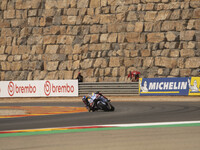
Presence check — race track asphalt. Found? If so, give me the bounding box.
[0,101,200,131]
[0,97,200,150]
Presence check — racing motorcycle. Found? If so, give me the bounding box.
[94,94,115,112]
[82,92,115,112]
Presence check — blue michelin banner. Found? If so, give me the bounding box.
[139,77,200,96]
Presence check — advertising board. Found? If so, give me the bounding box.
[139,77,200,96]
[0,80,78,97]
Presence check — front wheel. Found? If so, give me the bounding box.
[107,103,115,111]
[97,100,115,111]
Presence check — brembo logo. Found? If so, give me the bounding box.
[8,81,36,96]
[44,81,75,96]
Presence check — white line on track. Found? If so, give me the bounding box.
[2,121,200,132]
[100,121,200,127]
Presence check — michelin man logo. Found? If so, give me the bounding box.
[188,79,200,93]
[139,80,148,92]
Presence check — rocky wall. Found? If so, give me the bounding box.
[0,0,200,82]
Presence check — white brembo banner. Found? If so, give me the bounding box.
[0,80,78,97]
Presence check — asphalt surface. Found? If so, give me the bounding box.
[0,101,200,131]
[0,98,200,150]
[1,126,199,150]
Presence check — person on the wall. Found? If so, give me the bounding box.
[127,71,134,82]
[76,72,83,82]
[134,71,140,82]
[127,71,140,82]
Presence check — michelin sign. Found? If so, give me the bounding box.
[139,77,200,96]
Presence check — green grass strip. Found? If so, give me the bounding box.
[1,123,200,138]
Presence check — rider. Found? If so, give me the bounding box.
[82,91,106,112]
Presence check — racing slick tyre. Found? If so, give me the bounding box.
[107,103,115,111]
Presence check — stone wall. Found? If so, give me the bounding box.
[0,0,200,82]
